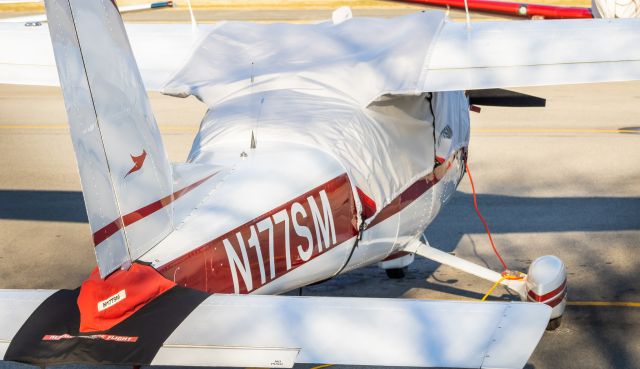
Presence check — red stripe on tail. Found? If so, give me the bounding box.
[92,173,217,246]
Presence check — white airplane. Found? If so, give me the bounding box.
[1,0,639,368]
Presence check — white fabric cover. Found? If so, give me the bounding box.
[162,12,447,107]
[592,0,640,18]
[167,12,456,222]
[189,90,437,223]
[163,12,479,222]
[161,13,640,220]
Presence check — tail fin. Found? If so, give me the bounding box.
[45,0,173,278]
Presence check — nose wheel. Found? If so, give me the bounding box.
[546,316,562,331]
[378,253,415,279]
[385,267,408,279]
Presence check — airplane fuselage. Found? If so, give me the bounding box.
[141,141,465,295]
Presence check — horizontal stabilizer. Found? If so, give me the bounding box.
[1,290,551,368]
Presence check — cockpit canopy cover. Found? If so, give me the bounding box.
[165,13,457,220]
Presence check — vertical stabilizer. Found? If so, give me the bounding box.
[45,0,173,278]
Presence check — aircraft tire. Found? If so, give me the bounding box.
[546,316,562,331]
[385,267,408,279]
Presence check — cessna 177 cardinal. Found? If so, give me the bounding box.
[0,0,639,368]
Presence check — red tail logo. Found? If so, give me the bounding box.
[125,150,147,178]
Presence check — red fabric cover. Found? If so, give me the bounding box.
[77,263,176,333]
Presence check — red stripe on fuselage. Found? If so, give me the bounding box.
[159,156,461,295]
[158,173,358,294]
[92,173,218,246]
[382,251,413,262]
[367,174,440,229]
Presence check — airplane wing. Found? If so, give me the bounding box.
[423,17,640,92]
[2,11,640,95]
[0,21,202,90]
[0,289,551,368]
[158,12,640,107]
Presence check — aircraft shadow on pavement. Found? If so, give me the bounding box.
[427,192,640,251]
[1,189,637,234]
[2,188,639,299]
[0,190,87,223]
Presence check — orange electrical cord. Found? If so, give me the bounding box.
[464,159,509,271]
[465,157,525,301]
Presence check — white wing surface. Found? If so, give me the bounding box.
[0,290,55,358]
[425,18,640,92]
[0,290,551,369]
[161,13,640,107]
[0,22,200,90]
[3,13,640,96]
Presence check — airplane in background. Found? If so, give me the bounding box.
[0,0,639,368]
[0,0,174,25]
[391,0,640,19]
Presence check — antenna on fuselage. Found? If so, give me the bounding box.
[250,130,257,149]
[250,62,264,150]
[252,97,264,150]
